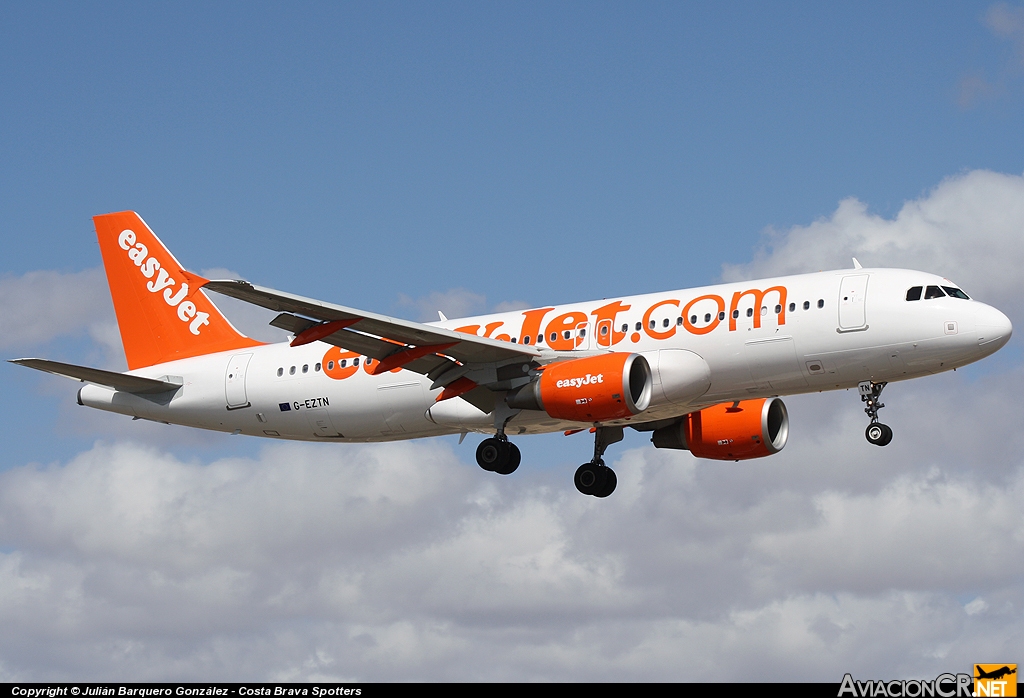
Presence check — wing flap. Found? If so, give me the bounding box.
[11,358,181,394]
[208,280,544,365]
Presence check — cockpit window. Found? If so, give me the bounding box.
[924,285,946,300]
[906,286,922,301]
[942,286,970,300]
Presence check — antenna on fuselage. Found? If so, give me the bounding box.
[852,258,863,269]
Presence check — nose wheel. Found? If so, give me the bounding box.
[859,381,893,447]
[476,437,520,475]
[574,426,623,497]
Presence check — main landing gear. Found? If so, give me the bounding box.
[475,436,521,475]
[574,426,623,498]
[859,380,893,447]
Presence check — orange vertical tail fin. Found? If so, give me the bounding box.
[94,211,263,370]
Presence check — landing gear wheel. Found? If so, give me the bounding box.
[593,467,617,498]
[865,423,893,446]
[494,442,521,475]
[575,462,616,497]
[574,461,606,496]
[476,438,508,472]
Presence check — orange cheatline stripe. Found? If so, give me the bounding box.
[435,377,477,402]
[290,319,360,347]
[370,342,458,375]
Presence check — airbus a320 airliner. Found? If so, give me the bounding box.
[13,212,1013,498]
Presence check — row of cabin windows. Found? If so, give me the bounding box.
[905,285,970,301]
[277,297,835,366]
[276,357,377,376]
[517,299,830,343]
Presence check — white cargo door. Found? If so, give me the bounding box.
[377,381,427,434]
[745,336,808,391]
[306,408,340,437]
[225,353,253,409]
[838,274,869,330]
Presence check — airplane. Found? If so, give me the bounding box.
[11,211,1013,498]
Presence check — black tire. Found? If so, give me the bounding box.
[476,438,509,471]
[865,423,893,446]
[494,442,521,475]
[574,461,606,496]
[593,466,617,498]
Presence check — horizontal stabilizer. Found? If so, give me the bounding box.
[10,358,181,394]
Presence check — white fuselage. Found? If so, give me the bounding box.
[78,268,1013,441]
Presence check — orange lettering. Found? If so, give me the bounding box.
[642,299,680,340]
[545,311,588,350]
[682,294,725,335]
[519,307,555,346]
[590,300,631,347]
[729,287,787,331]
[323,347,359,379]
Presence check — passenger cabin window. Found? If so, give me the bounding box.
[718,311,725,321]
[277,368,283,377]
[523,335,531,344]
[942,286,970,300]
[635,322,642,331]
[289,366,296,375]
[803,301,810,310]
[302,364,308,373]
[621,324,628,333]
[732,310,739,319]
[704,313,712,323]
[315,363,321,372]
[789,302,796,312]
[746,308,753,317]
[924,285,945,300]
[662,318,670,328]
[906,286,923,301]
[817,299,824,308]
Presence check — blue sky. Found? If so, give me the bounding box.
[1,1,1023,681]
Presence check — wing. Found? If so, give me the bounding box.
[10,358,181,394]
[202,279,564,406]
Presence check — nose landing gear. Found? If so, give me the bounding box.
[859,380,893,446]
[574,426,623,498]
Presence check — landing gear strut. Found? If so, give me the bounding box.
[574,426,623,498]
[476,399,522,475]
[859,380,893,447]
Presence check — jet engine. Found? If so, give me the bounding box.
[651,397,789,460]
[507,353,652,422]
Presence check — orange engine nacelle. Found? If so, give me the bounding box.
[507,353,653,422]
[652,397,789,460]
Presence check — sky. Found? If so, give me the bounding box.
[1,0,1023,682]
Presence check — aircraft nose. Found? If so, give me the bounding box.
[976,303,1013,351]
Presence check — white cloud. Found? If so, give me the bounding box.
[396,288,488,322]
[722,170,1024,318]
[986,2,1024,67]
[0,417,1021,680]
[0,268,118,354]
